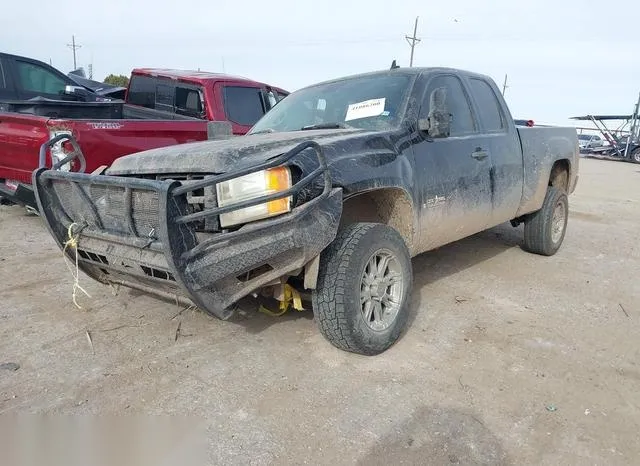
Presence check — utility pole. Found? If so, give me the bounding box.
[405,17,421,67]
[67,35,81,70]
[502,74,509,96]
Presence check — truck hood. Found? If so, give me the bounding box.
[107,129,371,176]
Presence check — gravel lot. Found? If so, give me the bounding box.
[1,157,639,465]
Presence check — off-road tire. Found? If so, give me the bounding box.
[523,186,568,256]
[631,147,640,164]
[312,223,412,355]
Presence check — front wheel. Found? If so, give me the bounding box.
[523,186,569,256]
[631,148,640,164]
[312,223,412,355]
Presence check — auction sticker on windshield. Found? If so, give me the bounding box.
[345,98,386,121]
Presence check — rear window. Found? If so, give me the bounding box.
[128,76,204,117]
[155,84,174,111]
[175,86,203,117]
[0,60,5,88]
[469,78,505,132]
[127,75,155,108]
[222,86,266,126]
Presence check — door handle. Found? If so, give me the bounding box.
[471,148,489,160]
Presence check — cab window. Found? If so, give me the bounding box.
[423,75,477,136]
[468,78,506,132]
[222,86,266,126]
[127,75,155,108]
[15,60,67,96]
[175,86,204,118]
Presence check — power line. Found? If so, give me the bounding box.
[405,17,421,67]
[67,35,81,70]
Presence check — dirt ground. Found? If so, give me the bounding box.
[0,157,639,465]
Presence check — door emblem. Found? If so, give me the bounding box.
[424,195,447,208]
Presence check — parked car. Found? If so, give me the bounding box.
[0,68,288,206]
[581,134,640,162]
[578,133,603,151]
[33,66,579,355]
[0,52,105,102]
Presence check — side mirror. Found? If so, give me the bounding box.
[418,87,451,138]
[64,85,89,100]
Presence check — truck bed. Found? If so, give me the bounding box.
[516,126,579,216]
[0,111,210,186]
[0,99,204,120]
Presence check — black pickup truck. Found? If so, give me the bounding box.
[33,67,579,355]
[0,52,105,102]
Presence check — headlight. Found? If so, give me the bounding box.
[216,166,292,228]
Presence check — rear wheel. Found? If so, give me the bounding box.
[312,223,412,355]
[523,186,568,256]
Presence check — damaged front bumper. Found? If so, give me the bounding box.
[33,138,341,319]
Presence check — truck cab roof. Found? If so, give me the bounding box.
[131,68,288,94]
[303,66,494,89]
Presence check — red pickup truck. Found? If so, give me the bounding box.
[0,68,288,206]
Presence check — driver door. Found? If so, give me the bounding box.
[10,57,70,100]
[412,74,494,252]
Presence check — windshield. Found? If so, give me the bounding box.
[578,134,594,140]
[249,74,413,134]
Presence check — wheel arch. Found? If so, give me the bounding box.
[339,187,417,254]
[549,159,571,192]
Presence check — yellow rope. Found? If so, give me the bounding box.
[258,284,304,317]
[258,305,288,317]
[62,222,91,309]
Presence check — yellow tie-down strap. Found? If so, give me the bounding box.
[258,284,304,317]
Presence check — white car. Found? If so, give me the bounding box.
[578,134,603,150]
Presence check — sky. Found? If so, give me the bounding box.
[3,0,640,128]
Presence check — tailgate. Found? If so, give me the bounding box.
[0,113,51,184]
